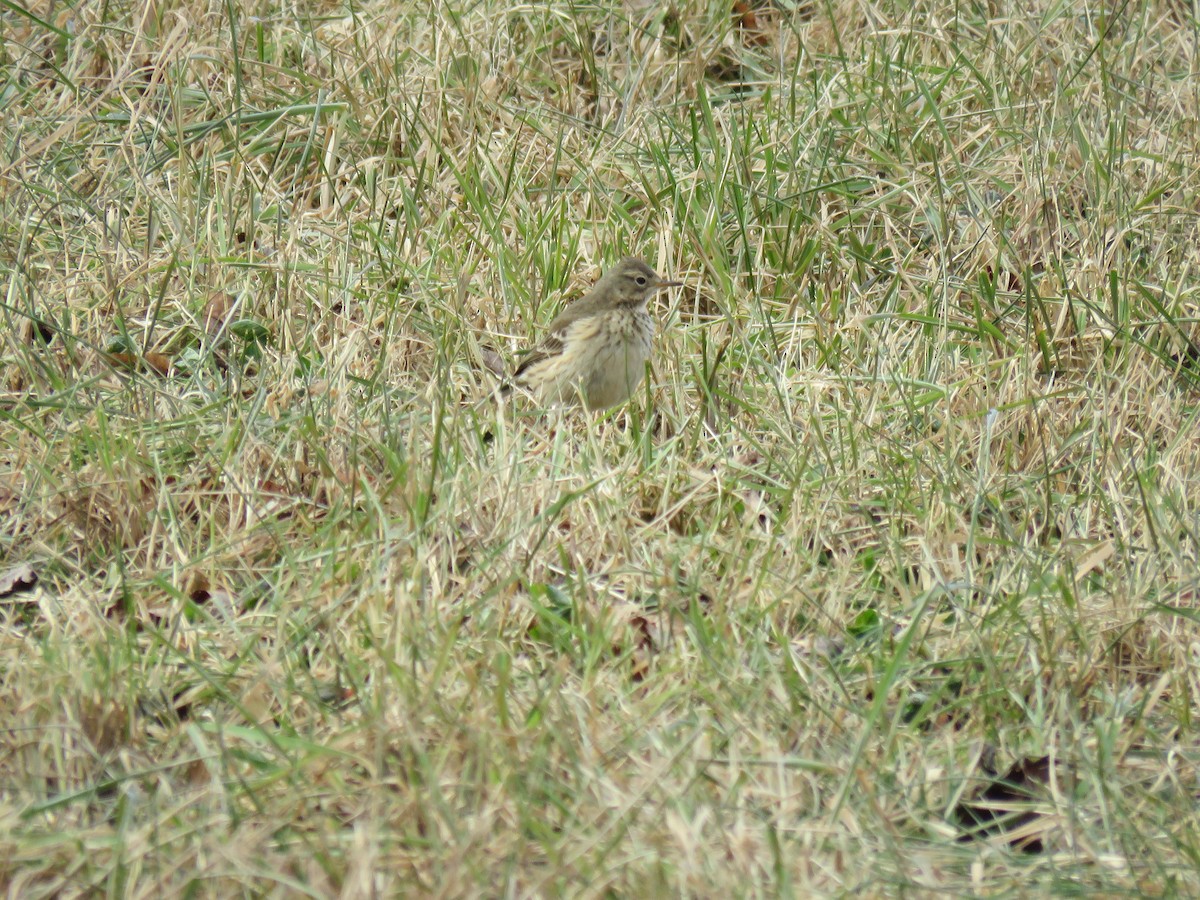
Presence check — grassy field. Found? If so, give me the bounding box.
[4,0,1200,894]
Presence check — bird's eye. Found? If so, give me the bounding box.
[635,276,647,286]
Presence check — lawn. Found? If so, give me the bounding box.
[3,0,1200,894]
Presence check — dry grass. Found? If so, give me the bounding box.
[3,0,1200,894]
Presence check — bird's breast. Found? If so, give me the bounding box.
[579,309,653,408]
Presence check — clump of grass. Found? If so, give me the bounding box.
[3,0,1200,893]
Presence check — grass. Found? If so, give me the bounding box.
[3,0,1200,894]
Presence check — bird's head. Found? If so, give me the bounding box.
[606,257,682,305]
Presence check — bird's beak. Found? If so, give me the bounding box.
[656,279,683,289]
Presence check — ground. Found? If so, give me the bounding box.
[2,0,1200,895]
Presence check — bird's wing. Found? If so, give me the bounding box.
[541,293,601,336]
[512,330,565,379]
[512,289,601,379]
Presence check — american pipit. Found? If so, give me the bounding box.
[509,257,681,409]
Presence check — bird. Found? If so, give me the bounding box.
[507,257,681,410]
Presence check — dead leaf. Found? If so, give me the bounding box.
[77,696,128,752]
[202,292,235,342]
[479,347,506,378]
[19,316,55,345]
[733,1,770,46]
[0,563,38,598]
[0,481,17,517]
[108,352,139,371]
[108,351,173,376]
[954,755,1069,852]
[241,680,276,726]
[143,351,172,376]
[1074,540,1114,583]
[187,572,211,603]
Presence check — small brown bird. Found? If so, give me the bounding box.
[509,257,681,409]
